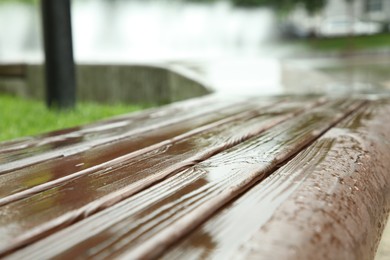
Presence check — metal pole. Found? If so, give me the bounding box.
[41,0,76,109]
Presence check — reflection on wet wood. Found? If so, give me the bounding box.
[2,99,364,259]
[0,96,278,199]
[161,99,390,260]
[0,95,249,170]
[0,98,326,255]
[0,95,216,156]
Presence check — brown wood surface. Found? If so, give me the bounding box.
[0,94,223,159]
[0,95,248,168]
[1,99,364,258]
[161,99,390,260]
[1,94,389,259]
[0,97,325,255]
[0,95,281,202]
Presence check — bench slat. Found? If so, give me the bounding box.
[0,95,219,153]
[0,98,321,255]
[3,99,364,259]
[0,95,249,168]
[0,97,277,199]
[234,99,390,260]
[160,100,390,259]
[221,99,387,259]
[0,94,221,155]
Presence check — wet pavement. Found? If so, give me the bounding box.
[170,54,390,98]
[0,93,389,259]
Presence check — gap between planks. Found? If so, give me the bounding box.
[0,95,253,173]
[2,98,366,259]
[0,97,325,256]
[0,97,291,204]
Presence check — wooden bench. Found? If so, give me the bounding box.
[0,94,389,259]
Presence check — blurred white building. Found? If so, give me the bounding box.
[364,0,390,22]
[288,0,390,37]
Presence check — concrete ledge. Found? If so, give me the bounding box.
[0,63,211,105]
[0,64,26,78]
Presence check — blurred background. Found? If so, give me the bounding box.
[1,0,390,95]
[0,0,389,139]
[1,0,388,61]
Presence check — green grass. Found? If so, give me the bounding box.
[0,95,147,142]
[296,33,390,51]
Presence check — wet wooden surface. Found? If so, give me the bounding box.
[1,94,389,259]
[0,95,273,201]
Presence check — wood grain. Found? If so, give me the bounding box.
[0,98,322,255]
[0,95,248,170]
[0,96,276,200]
[161,99,390,260]
[2,99,364,259]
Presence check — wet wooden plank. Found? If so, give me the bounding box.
[0,94,247,166]
[0,96,287,202]
[0,98,322,255]
[161,98,390,260]
[2,99,364,259]
[0,95,212,155]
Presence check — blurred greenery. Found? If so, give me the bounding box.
[187,0,326,14]
[296,33,390,51]
[231,0,325,14]
[0,0,38,4]
[0,95,147,142]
